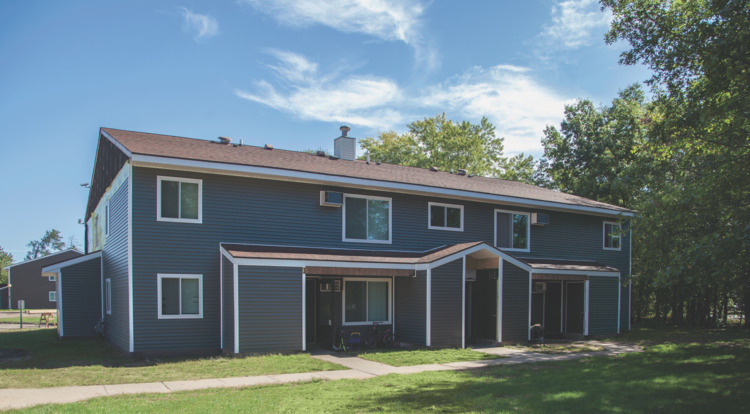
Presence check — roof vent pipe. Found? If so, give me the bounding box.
[366,152,370,164]
[334,125,356,161]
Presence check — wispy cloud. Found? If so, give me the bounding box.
[180,7,219,42]
[235,50,404,128]
[541,0,612,49]
[237,52,573,155]
[240,0,437,69]
[420,65,573,154]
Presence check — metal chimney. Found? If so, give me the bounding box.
[334,125,356,161]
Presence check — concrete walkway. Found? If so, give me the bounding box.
[0,342,641,410]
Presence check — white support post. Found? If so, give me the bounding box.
[617,274,622,334]
[233,263,240,354]
[426,268,431,347]
[497,257,503,343]
[302,272,306,351]
[220,252,223,351]
[461,256,466,349]
[584,280,590,336]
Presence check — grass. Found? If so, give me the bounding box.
[0,315,46,324]
[0,329,343,388]
[526,343,605,354]
[354,347,506,366]
[12,322,750,413]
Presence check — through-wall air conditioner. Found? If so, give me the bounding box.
[531,213,550,225]
[533,282,546,293]
[320,191,344,207]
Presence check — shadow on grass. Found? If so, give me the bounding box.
[0,329,213,370]
[340,342,750,413]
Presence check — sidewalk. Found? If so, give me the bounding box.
[0,342,641,410]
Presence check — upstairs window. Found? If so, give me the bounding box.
[495,210,530,251]
[343,195,391,243]
[428,202,463,231]
[603,221,622,250]
[157,176,202,223]
[158,274,203,319]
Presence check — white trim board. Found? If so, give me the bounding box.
[130,155,634,218]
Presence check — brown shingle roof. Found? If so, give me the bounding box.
[519,257,619,273]
[222,242,484,265]
[102,127,633,214]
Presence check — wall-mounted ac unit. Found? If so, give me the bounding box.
[320,191,343,207]
[531,213,550,225]
[533,281,546,293]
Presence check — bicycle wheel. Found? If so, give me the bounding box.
[389,334,400,349]
[365,335,377,349]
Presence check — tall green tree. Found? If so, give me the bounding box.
[360,113,535,183]
[599,0,750,326]
[541,84,649,208]
[0,247,13,284]
[25,229,66,260]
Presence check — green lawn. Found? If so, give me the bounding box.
[0,329,342,388]
[0,315,45,324]
[355,347,506,366]
[12,323,749,413]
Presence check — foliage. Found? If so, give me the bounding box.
[24,229,66,260]
[0,246,12,284]
[359,113,536,183]
[21,324,750,413]
[0,329,342,389]
[540,84,650,208]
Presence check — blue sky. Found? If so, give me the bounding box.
[0,0,650,259]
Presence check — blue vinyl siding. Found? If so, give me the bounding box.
[237,266,302,353]
[588,276,620,335]
[431,259,463,348]
[395,270,426,346]
[222,255,234,353]
[502,260,529,343]
[102,180,130,351]
[129,166,630,351]
[60,257,102,337]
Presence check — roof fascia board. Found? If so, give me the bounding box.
[131,155,634,218]
[232,258,418,270]
[101,129,134,158]
[427,244,532,271]
[5,248,83,270]
[532,269,620,277]
[41,251,102,273]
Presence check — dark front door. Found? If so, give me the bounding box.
[545,281,563,336]
[305,279,316,343]
[471,271,497,342]
[531,292,544,326]
[566,283,584,335]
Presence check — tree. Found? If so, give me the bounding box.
[540,84,650,209]
[360,113,535,183]
[25,229,66,260]
[0,247,12,284]
[595,0,750,326]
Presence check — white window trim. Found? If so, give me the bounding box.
[157,274,204,319]
[48,276,56,282]
[342,194,392,244]
[603,221,622,251]
[428,202,464,232]
[104,201,110,236]
[49,291,57,302]
[341,277,392,326]
[156,176,203,224]
[494,209,531,252]
[105,278,112,315]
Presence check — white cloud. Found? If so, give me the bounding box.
[240,0,436,68]
[235,51,404,128]
[542,0,612,49]
[180,8,219,42]
[420,65,573,154]
[237,52,573,155]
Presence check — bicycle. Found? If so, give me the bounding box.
[364,322,400,349]
[332,328,348,352]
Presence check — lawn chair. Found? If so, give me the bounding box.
[39,312,55,328]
